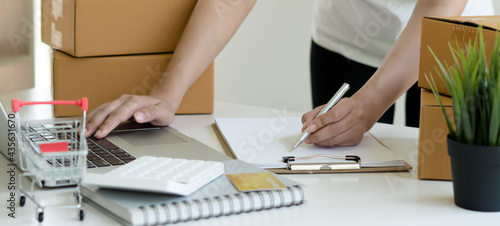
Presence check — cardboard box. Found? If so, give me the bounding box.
[418,89,454,180]
[52,50,213,116]
[418,16,500,96]
[41,0,196,57]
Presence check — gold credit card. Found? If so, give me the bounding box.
[226,172,286,191]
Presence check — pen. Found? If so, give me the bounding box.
[292,83,350,150]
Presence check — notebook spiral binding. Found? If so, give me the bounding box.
[135,185,304,225]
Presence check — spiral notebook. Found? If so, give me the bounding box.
[82,159,304,225]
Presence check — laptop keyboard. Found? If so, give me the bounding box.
[86,137,136,168]
[25,124,136,169]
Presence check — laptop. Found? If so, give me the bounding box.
[0,99,230,187]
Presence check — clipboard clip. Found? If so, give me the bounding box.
[282,155,361,171]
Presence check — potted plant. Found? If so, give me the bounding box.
[426,26,500,212]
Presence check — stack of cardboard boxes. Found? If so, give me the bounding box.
[418,16,500,180]
[41,0,214,116]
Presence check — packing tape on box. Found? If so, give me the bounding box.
[52,0,63,20]
[51,23,62,49]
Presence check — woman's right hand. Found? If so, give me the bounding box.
[300,98,368,147]
[85,94,176,139]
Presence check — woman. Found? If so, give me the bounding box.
[86,0,494,148]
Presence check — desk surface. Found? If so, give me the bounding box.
[2,88,500,225]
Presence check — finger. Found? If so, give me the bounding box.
[313,128,364,147]
[312,124,364,147]
[307,99,351,133]
[86,103,102,122]
[85,96,132,137]
[90,110,129,139]
[335,134,364,147]
[133,104,159,124]
[306,118,349,145]
[85,103,112,137]
[307,108,364,146]
[309,116,359,146]
[94,95,160,138]
[134,103,174,126]
[300,105,323,132]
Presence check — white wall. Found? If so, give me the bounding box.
[214,1,314,113]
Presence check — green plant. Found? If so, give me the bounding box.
[425,26,500,146]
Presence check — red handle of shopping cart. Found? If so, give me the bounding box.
[11,98,88,113]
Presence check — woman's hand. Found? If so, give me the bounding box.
[85,94,175,138]
[300,98,367,147]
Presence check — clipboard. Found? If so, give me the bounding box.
[212,117,412,174]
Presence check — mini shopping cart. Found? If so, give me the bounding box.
[12,98,88,223]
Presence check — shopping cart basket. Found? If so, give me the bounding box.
[12,98,88,222]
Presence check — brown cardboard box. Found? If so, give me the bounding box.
[418,89,454,180]
[418,16,500,96]
[41,0,196,57]
[52,50,213,116]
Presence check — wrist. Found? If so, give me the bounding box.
[351,89,383,132]
[148,75,185,113]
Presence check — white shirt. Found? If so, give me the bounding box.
[312,0,495,68]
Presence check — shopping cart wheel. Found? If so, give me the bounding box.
[79,209,85,221]
[37,211,44,223]
[19,196,26,207]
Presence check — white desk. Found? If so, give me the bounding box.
[2,88,500,225]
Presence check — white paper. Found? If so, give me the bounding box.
[215,117,405,169]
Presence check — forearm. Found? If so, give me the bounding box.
[150,0,256,109]
[352,0,468,130]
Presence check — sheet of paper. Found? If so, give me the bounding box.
[215,117,405,169]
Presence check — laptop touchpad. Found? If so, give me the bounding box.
[116,129,187,146]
